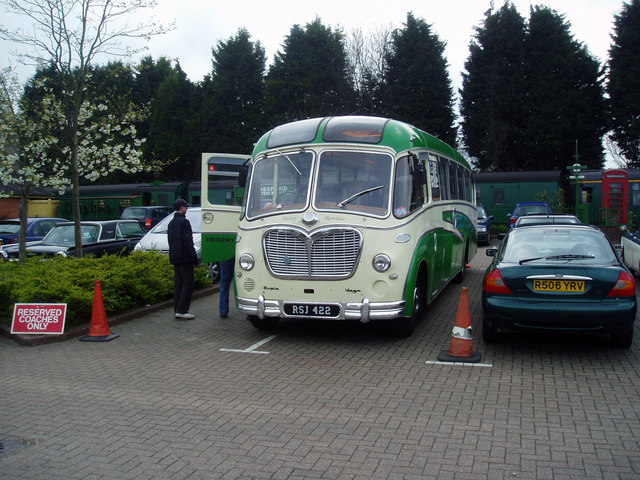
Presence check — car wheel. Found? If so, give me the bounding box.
[248,315,280,331]
[482,313,502,343]
[205,262,219,283]
[610,328,633,349]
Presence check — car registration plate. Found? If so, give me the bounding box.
[533,279,585,292]
[283,303,340,317]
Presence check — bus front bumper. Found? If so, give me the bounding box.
[237,295,406,324]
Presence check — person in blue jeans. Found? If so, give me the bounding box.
[219,257,235,318]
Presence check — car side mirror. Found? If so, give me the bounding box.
[488,215,494,222]
[486,248,497,257]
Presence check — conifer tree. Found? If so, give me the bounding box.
[265,18,355,125]
[608,0,640,167]
[381,13,457,146]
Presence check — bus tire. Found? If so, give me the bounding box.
[392,281,424,338]
[248,315,280,331]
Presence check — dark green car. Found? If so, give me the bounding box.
[482,224,637,348]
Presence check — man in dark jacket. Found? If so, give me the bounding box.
[168,198,198,319]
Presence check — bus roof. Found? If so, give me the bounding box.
[251,116,470,169]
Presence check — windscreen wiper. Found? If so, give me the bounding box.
[546,254,595,261]
[519,256,545,265]
[337,185,384,208]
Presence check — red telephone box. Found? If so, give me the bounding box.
[602,170,628,226]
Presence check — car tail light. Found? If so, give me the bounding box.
[607,271,636,297]
[484,269,513,294]
[510,217,517,225]
[9,236,19,244]
[145,218,152,228]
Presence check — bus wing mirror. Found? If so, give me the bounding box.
[239,159,251,187]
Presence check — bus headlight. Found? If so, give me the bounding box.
[239,253,255,271]
[372,254,391,272]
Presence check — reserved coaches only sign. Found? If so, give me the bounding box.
[11,303,67,335]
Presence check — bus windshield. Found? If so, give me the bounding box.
[314,150,392,216]
[247,151,313,218]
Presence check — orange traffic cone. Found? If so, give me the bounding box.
[438,287,481,362]
[79,280,120,342]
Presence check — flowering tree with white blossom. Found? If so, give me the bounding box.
[1,0,171,256]
[0,68,67,263]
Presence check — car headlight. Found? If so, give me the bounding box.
[372,253,391,272]
[239,253,255,271]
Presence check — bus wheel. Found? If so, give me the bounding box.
[248,315,280,331]
[392,284,424,338]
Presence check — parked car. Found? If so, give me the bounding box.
[477,206,494,245]
[134,207,219,281]
[508,201,553,229]
[514,213,581,227]
[482,224,636,348]
[0,217,67,246]
[120,206,173,230]
[0,220,145,260]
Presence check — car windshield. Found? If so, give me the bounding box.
[150,210,202,234]
[0,222,20,234]
[514,205,550,216]
[478,208,488,219]
[502,228,617,264]
[121,208,147,220]
[43,225,100,246]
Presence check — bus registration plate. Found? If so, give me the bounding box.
[284,303,340,317]
[533,279,585,292]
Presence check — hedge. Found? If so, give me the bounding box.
[0,251,212,331]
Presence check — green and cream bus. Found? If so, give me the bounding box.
[202,116,477,337]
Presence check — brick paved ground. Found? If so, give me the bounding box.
[1,242,640,479]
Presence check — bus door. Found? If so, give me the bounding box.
[200,153,250,262]
[602,170,628,226]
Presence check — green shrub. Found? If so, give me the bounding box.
[493,224,508,236]
[0,251,212,331]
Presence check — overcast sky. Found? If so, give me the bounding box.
[1,0,625,90]
[138,0,623,91]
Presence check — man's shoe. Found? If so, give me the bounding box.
[220,314,228,319]
[175,312,196,320]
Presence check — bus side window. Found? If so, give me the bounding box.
[449,161,459,200]
[393,155,425,218]
[429,155,441,201]
[438,157,450,200]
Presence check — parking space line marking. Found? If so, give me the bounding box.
[220,335,277,354]
[425,360,493,367]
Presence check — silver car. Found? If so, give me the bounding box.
[134,207,219,281]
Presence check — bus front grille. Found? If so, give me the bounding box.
[264,227,362,279]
